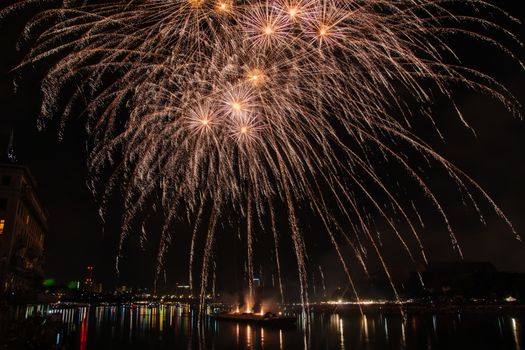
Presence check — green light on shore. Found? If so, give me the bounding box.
[43,278,56,287]
[68,281,80,289]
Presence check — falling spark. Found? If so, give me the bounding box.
[318,265,327,298]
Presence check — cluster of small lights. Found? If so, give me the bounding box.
[322,299,402,305]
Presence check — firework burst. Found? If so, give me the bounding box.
[2,0,522,312]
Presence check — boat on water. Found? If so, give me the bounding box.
[210,312,297,327]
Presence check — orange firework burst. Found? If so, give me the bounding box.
[2,0,522,314]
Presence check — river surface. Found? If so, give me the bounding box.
[6,303,524,349]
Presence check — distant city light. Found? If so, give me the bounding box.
[67,281,80,289]
[43,278,56,287]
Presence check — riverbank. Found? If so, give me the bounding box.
[299,301,525,316]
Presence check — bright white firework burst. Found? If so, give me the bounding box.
[2,0,523,311]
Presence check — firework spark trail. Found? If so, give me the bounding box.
[269,205,285,306]
[246,190,255,310]
[318,265,326,298]
[2,0,523,311]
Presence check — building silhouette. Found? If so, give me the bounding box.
[404,261,525,300]
[0,132,48,296]
[83,265,94,291]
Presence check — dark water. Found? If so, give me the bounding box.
[9,304,524,349]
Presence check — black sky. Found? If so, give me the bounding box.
[0,0,524,294]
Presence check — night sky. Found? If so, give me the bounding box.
[0,0,524,295]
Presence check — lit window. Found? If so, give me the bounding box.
[0,219,5,235]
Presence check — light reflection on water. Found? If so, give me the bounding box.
[11,304,525,349]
